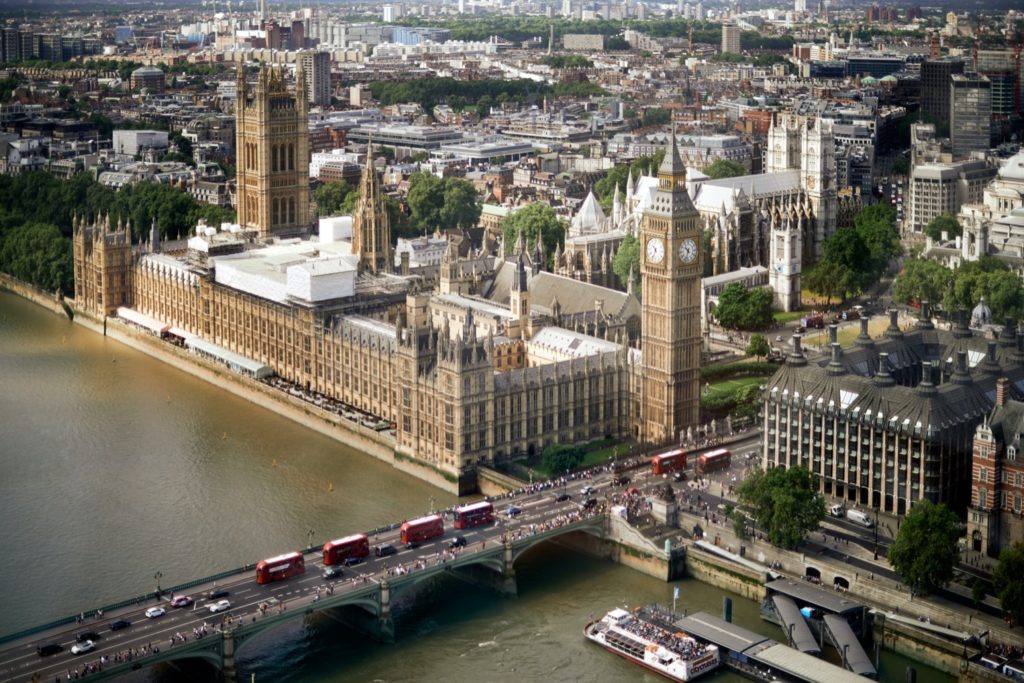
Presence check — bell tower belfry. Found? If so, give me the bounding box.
[638,126,702,445]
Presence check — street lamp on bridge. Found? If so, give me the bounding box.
[307,528,315,550]
[154,570,163,596]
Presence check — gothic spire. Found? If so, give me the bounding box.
[657,121,687,182]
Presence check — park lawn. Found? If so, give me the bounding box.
[532,443,627,478]
[772,310,805,324]
[703,376,765,401]
[800,316,891,349]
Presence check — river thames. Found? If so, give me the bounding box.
[0,290,951,682]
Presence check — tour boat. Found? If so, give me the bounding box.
[584,607,720,681]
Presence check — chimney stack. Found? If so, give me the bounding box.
[996,377,1008,407]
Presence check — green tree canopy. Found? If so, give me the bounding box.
[854,204,902,268]
[641,108,672,128]
[407,173,481,235]
[713,282,774,330]
[924,213,962,242]
[542,443,584,473]
[737,466,825,549]
[892,258,951,309]
[0,222,73,293]
[612,233,640,292]
[994,543,1024,626]
[888,500,961,595]
[703,159,746,179]
[502,203,565,259]
[313,180,356,217]
[745,333,770,360]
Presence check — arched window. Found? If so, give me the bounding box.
[272,198,278,226]
[271,146,278,173]
[289,143,295,170]
[289,198,295,223]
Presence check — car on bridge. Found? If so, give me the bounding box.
[207,589,230,600]
[554,492,571,502]
[70,640,95,656]
[343,556,364,567]
[76,631,100,643]
[448,535,467,549]
[580,486,595,496]
[170,595,193,608]
[144,607,166,619]
[209,599,231,613]
[504,506,523,517]
[109,619,131,631]
[35,643,62,657]
[322,566,344,580]
[404,541,420,550]
[374,543,397,558]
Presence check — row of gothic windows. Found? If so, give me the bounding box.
[240,142,296,173]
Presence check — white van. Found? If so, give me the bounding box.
[846,509,873,528]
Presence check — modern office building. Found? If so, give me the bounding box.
[920,59,965,133]
[951,73,992,159]
[721,22,740,55]
[763,309,1024,517]
[298,50,331,107]
[908,158,996,234]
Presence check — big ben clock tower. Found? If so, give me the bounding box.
[639,126,702,444]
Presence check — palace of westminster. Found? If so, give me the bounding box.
[72,63,711,492]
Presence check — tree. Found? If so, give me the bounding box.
[854,204,902,274]
[703,159,746,179]
[805,259,861,304]
[924,213,962,242]
[737,466,825,549]
[713,282,774,330]
[641,108,671,128]
[888,500,961,595]
[612,233,640,292]
[0,222,73,293]
[502,203,565,259]
[745,334,770,360]
[541,443,584,473]
[313,181,355,217]
[406,174,482,235]
[993,543,1024,626]
[892,258,950,309]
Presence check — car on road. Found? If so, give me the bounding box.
[554,492,571,502]
[374,543,397,557]
[207,588,230,600]
[580,485,595,496]
[109,619,131,631]
[672,471,686,482]
[322,566,344,580]
[145,606,166,619]
[448,535,467,549]
[70,640,95,656]
[612,475,631,486]
[504,505,523,517]
[170,595,193,608]
[209,599,231,613]
[76,631,100,643]
[404,541,420,550]
[343,556,364,567]
[582,498,599,510]
[36,643,62,657]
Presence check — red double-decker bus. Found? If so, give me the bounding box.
[255,551,306,585]
[400,514,444,544]
[453,501,494,530]
[322,534,370,566]
[651,449,687,475]
[696,449,731,475]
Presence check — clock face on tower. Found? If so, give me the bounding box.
[679,238,697,264]
[646,237,665,264]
